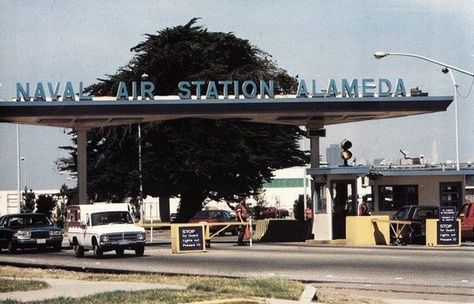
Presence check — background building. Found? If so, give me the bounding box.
[326,144,343,167]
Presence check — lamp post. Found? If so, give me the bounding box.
[138,122,143,223]
[374,52,474,171]
[16,124,21,213]
[21,156,27,188]
[138,72,148,223]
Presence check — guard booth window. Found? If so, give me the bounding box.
[379,185,418,211]
[440,182,462,208]
[314,183,327,213]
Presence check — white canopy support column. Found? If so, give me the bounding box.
[310,136,320,168]
[310,134,320,210]
[76,127,89,204]
[310,135,329,240]
[306,125,329,240]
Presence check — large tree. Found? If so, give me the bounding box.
[58,19,308,221]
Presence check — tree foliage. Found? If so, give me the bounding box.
[21,188,35,213]
[54,184,71,227]
[58,19,308,221]
[35,195,57,218]
[293,195,312,221]
[86,18,297,96]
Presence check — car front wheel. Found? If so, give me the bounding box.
[7,242,16,254]
[74,245,84,258]
[134,245,144,257]
[53,243,62,252]
[93,245,103,258]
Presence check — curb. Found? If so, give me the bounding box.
[300,240,474,252]
[188,299,260,304]
[299,286,317,302]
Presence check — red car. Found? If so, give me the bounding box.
[189,210,237,235]
[259,207,289,219]
[459,202,474,241]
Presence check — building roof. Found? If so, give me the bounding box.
[307,166,371,176]
[0,95,453,128]
[307,165,474,177]
[369,166,474,177]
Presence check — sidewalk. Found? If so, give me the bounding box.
[0,277,316,303]
[0,277,186,302]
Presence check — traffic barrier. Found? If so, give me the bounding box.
[252,219,307,242]
[346,216,390,245]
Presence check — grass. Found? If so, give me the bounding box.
[1,289,262,304]
[0,266,303,304]
[0,278,49,293]
[315,291,377,304]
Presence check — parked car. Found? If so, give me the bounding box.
[0,213,63,253]
[392,205,439,244]
[258,207,289,219]
[459,202,474,241]
[189,210,237,235]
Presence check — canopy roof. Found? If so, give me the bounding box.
[0,95,453,129]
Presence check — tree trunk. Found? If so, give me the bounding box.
[175,190,207,223]
[159,196,170,222]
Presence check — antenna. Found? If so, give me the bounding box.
[400,150,410,159]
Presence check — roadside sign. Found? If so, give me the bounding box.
[437,206,459,245]
[171,223,206,253]
[439,206,456,222]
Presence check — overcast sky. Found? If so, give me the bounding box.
[1,0,473,191]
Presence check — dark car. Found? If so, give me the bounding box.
[0,213,63,253]
[189,210,237,235]
[392,205,439,244]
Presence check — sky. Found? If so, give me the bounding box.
[0,0,473,191]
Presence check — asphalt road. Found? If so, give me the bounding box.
[1,239,473,303]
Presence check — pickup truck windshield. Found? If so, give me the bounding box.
[91,211,133,226]
[393,207,410,220]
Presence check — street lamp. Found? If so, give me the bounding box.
[374,51,474,171]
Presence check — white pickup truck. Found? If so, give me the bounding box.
[67,203,145,258]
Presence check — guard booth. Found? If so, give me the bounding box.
[308,166,371,240]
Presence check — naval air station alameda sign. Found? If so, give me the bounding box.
[13,78,408,102]
[0,77,452,129]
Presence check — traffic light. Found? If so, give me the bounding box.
[340,139,352,166]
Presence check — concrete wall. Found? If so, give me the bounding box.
[0,191,20,215]
[0,189,64,216]
[346,215,390,246]
[261,166,309,213]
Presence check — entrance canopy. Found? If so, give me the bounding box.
[0,95,453,128]
[0,94,454,211]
